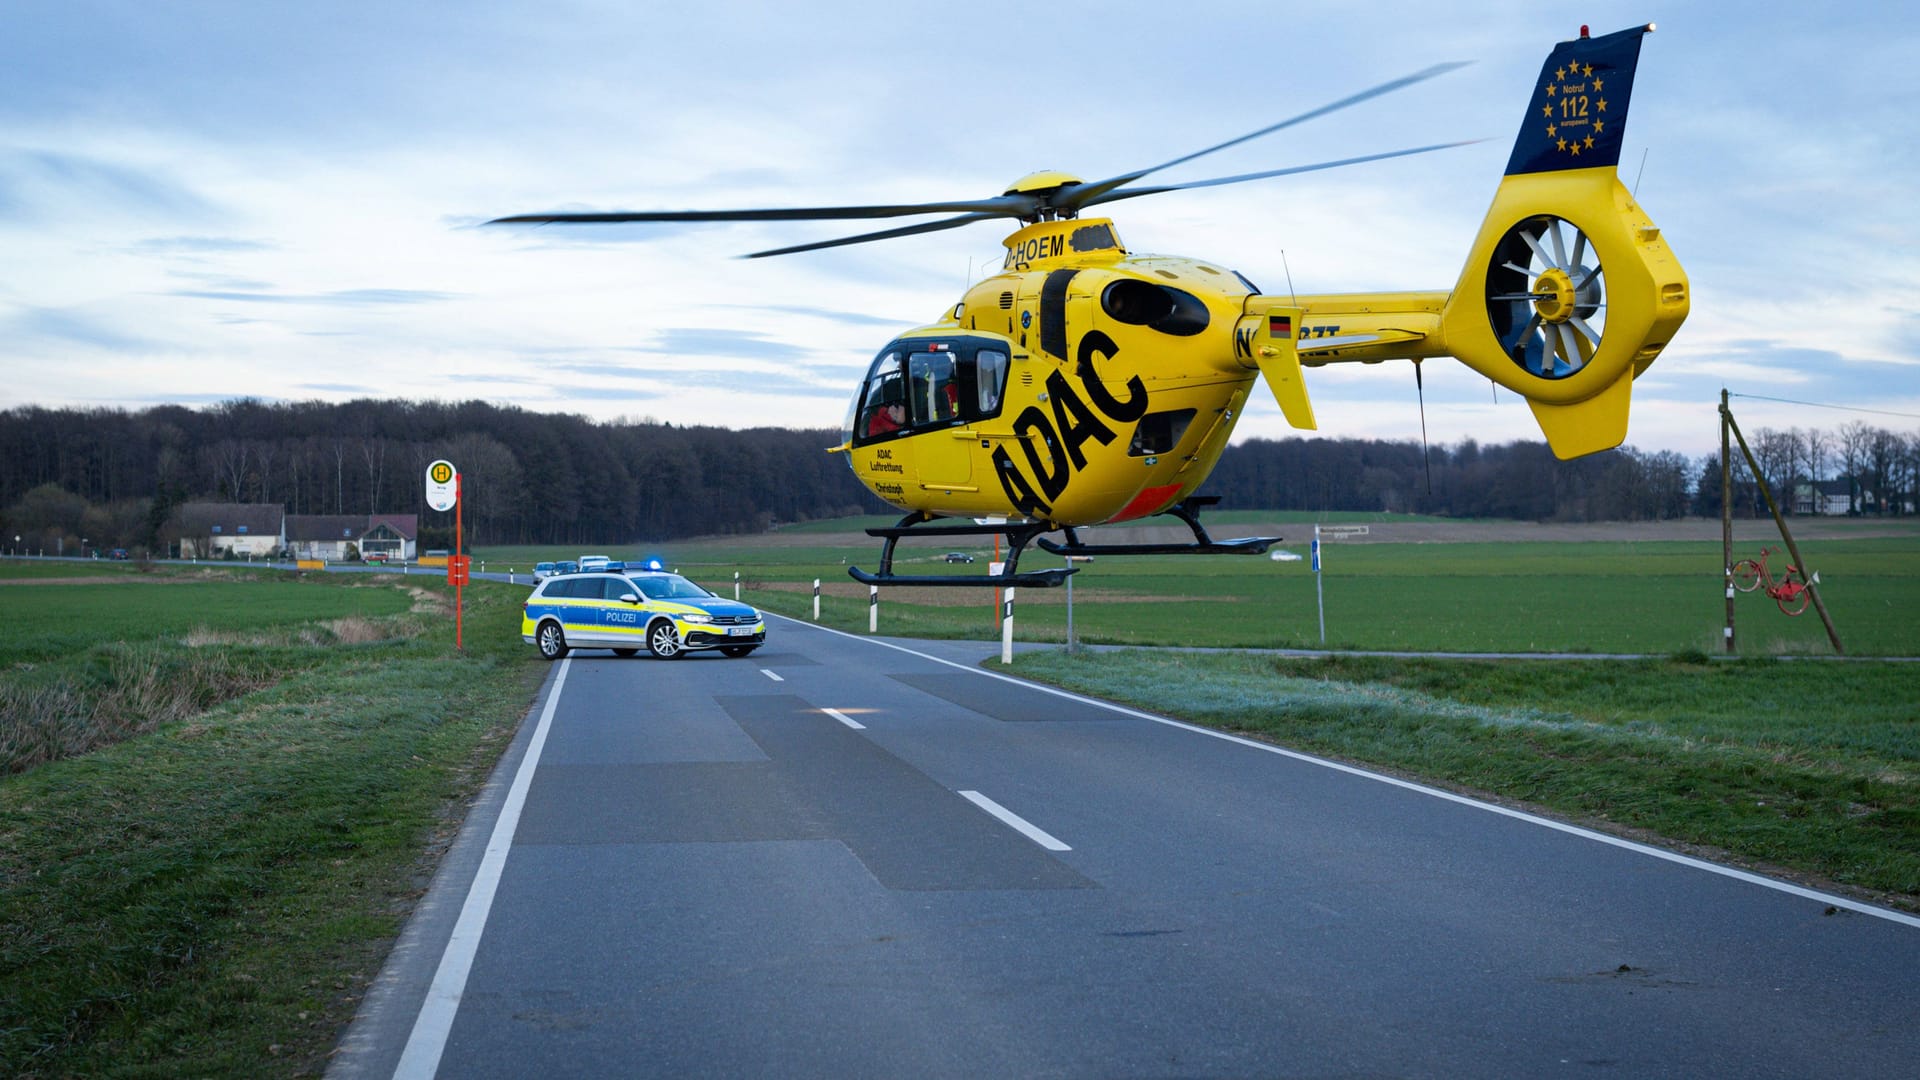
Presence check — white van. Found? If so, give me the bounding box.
[577,554,611,572]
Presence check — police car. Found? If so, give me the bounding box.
[521,570,766,660]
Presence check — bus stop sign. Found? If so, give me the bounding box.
[425,459,457,512]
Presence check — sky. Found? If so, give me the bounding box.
[2,0,1916,461]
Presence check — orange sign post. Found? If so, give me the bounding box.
[425,459,464,652]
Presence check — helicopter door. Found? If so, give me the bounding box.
[907,347,972,489]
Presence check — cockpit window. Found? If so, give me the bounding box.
[908,350,959,425]
[975,350,1007,414]
[856,352,907,440]
[852,336,1014,446]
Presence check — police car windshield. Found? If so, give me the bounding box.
[630,574,714,600]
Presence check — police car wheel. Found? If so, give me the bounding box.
[646,621,685,659]
[536,621,569,660]
[721,645,757,658]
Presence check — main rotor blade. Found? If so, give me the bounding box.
[1058,60,1470,211]
[1079,140,1482,207]
[743,212,1004,258]
[489,194,1036,227]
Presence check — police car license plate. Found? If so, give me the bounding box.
[727,626,755,637]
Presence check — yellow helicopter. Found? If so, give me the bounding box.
[493,24,1687,588]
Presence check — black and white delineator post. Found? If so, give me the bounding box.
[813,578,821,621]
[1000,587,1015,664]
[868,584,878,633]
[1313,524,1325,645]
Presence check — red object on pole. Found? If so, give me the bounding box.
[992,533,1002,625]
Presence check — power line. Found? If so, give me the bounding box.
[1728,388,1920,418]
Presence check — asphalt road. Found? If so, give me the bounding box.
[332,616,1920,1079]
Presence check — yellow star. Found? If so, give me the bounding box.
[1542,104,1552,118]
[1557,138,1567,151]
[1597,97,1608,112]
[1584,135,1595,149]
[1556,65,1567,80]
[1593,120,1604,135]
[1546,83,1557,97]
[1546,123,1557,138]
[1593,76,1605,92]
[1583,63,1593,78]
[1570,143,1581,156]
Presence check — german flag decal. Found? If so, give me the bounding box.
[1269,314,1293,337]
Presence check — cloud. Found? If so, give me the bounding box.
[545,358,849,398]
[645,327,813,363]
[3,305,159,351]
[168,288,457,305]
[745,304,921,329]
[299,382,379,394]
[0,149,216,223]
[133,235,274,254]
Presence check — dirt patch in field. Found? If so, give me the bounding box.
[755,579,1226,606]
[756,580,998,607]
[731,516,1920,549]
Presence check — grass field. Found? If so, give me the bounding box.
[0,563,540,1076]
[531,520,1920,657]
[3,516,1916,1073]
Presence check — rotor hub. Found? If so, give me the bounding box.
[1530,266,1577,323]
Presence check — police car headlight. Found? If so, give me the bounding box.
[680,613,713,624]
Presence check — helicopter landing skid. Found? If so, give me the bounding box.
[1036,496,1279,558]
[848,515,1079,589]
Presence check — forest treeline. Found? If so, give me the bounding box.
[1,399,1914,553]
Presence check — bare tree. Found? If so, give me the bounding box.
[1751,427,1797,514]
[252,440,275,504]
[1801,427,1831,512]
[332,439,347,514]
[1836,420,1873,511]
[360,437,387,513]
[208,440,249,501]
[1866,427,1901,514]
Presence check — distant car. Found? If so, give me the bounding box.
[944,551,975,563]
[578,554,611,572]
[533,561,558,581]
[521,570,765,661]
[555,560,579,575]
[109,548,129,560]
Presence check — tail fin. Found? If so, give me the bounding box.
[1438,24,1689,458]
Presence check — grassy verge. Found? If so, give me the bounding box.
[1000,648,1920,909]
[0,570,542,1077]
[716,535,1920,656]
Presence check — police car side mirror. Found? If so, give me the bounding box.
[619,593,641,604]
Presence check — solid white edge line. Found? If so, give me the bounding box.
[761,668,784,681]
[766,613,1920,931]
[392,657,572,1079]
[959,789,1072,851]
[822,707,865,730]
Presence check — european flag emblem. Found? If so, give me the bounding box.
[1504,25,1650,176]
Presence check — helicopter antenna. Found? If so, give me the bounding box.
[1280,249,1298,306]
[1414,360,1433,495]
[1633,148,1649,196]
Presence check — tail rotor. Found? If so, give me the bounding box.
[1486,214,1608,379]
